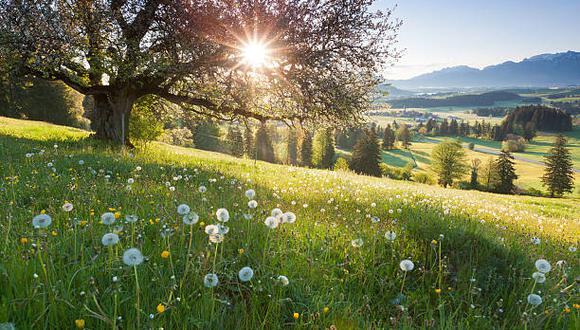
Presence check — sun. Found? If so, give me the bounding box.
[241,41,269,68]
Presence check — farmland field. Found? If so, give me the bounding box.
[0,117,578,329]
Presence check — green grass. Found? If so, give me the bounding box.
[0,117,579,329]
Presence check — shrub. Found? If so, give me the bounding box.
[413,172,435,185]
[334,157,350,172]
[501,139,526,152]
[160,128,193,147]
[129,96,165,146]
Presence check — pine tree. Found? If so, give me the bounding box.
[382,124,395,149]
[350,129,382,176]
[542,135,574,197]
[312,128,335,169]
[449,119,458,136]
[286,128,298,165]
[396,125,411,149]
[431,139,468,188]
[243,126,254,158]
[298,129,313,167]
[439,119,449,135]
[480,157,500,191]
[495,150,518,194]
[255,124,276,163]
[226,125,244,157]
[470,158,481,188]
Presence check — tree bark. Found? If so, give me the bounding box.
[92,92,136,146]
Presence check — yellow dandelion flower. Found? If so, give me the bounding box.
[323,306,330,314]
[74,319,85,329]
[563,307,571,313]
[51,230,58,237]
[293,312,299,320]
[108,207,115,211]
[20,237,29,244]
[431,239,438,245]
[156,303,166,314]
[573,303,580,309]
[238,248,245,255]
[80,220,88,226]
[41,209,46,214]
[114,212,121,219]
[161,250,170,259]
[435,288,442,294]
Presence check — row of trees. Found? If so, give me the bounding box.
[430,136,574,197]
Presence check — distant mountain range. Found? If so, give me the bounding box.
[389,51,580,90]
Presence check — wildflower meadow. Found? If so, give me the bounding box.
[0,117,578,329]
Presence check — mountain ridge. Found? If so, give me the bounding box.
[390,51,580,89]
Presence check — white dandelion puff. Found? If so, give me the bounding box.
[532,272,546,284]
[264,216,279,229]
[238,267,254,282]
[281,212,296,224]
[101,233,120,246]
[385,231,397,241]
[248,200,258,209]
[205,224,219,235]
[399,259,415,272]
[183,212,199,225]
[32,214,52,228]
[62,202,73,212]
[204,273,219,288]
[535,259,551,273]
[101,212,116,225]
[125,214,139,223]
[245,189,256,199]
[177,204,190,215]
[277,275,289,286]
[122,248,144,266]
[271,208,283,219]
[527,294,542,306]
[216,208,230,222]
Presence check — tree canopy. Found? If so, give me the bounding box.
[0,0,401,145]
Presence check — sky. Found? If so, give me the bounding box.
[374,0,580,80]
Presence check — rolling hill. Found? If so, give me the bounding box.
[0,117,578,328]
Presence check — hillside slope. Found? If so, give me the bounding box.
[0,117,578,329]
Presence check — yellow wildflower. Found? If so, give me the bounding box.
[74,319,85,329]
[156,303,166,314]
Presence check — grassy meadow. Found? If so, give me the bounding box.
[0,117,579,329]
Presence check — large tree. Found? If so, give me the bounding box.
[0,0,401,145]
[431,139,468,188]
[542,135,575,197]
[495,150,518,194]
[350,128,381,176]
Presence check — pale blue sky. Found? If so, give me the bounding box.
[374,0,580,79]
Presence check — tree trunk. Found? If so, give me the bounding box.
[93,92,136,146]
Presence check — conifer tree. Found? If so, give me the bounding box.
[243,126,254,158]
[396,125,411,149]
[495,150,518,194]
[226,125,244,157]
[382,124,396,149]
[350,129,382,176]
[312,128,335,169]
[298,129,313,167]
[470,158,481,188]
[286,128,298,165]
[542,135,574,197]
[255,124,276,163]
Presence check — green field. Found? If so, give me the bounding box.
[0,117,578,329]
